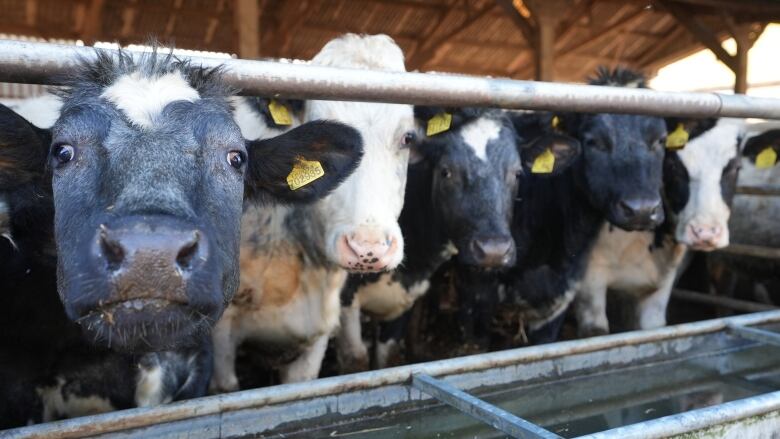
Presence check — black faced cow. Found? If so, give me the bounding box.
[574,118,744,336]
[460,67,668,346]
[32,48,362,353]
[0,104,210,426]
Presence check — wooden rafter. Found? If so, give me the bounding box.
[495,0,536,46]
[656,0,736,71]
[406,3,496,71]
[80,0,104,45]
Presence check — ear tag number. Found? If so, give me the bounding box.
[269,99,293,126]
[756,147,778,169]
[531,148,555,174]
[666,123,689,149]
[426,112,452,136]
[287,158,324,190]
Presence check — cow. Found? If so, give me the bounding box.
[454,67,668,348]
[573,118,744,336]
[336,106,582,370]
[210,34,414,390]
[0,104,210,427]
[8,47,363,355]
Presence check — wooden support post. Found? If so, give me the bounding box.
[235,0,260,59]
[526,0,566,82]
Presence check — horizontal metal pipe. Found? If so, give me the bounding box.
[7,310,780,439]
[716,243,780,259]
[727,323,780,348]
[672,288,777,313]
[577,389,780,439]
[736,185,780,196]
[412,374,560,439]
[3,39,780,118]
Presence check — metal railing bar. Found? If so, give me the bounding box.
[411,373,562,439]
[672,288,777,313]
[716,243,780,259]
[3,40,780,119]
[727,323,780,348]
[736,185,780,197]
[575,389,780,439]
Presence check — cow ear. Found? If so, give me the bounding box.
[245,96,305,129]
[743,129,780,167]
[244,120,363,203]
[520,133,580,176]
[0,104,51,189]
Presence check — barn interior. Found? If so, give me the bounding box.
[2,0,780,437]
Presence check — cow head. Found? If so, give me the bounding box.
[302,34,413,272]
[663,118,742,251]
[0,103,54,260]
[14,48,362,352]
[410,107,522,269]
[558,67,667,231]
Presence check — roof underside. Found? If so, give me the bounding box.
[0,0,775,82]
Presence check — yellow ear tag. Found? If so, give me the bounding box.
[551,116,560,130]
[665,123,689,149]
[426,112,452,136]
[531,148,555,174]
[756,147,778,169]
[268,99,293,126]
[286,158,325,190]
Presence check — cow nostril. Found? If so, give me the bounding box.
[99,225,125,271]
[618,200,634,217]
[176,232,200,271]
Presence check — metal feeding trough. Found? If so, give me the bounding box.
[5,310,780,438]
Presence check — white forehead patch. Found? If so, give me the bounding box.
[100,71,200,128]
[677,119,742,177]
[460,118,501,161]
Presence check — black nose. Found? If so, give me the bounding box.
[470,236,515,268]
[615,197,664,229]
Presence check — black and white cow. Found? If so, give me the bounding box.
[0,104,210,426]
[573,118,744,336]
[13,48,363,354]
[210,34,413,389]
[478,68,668,345]
[337,106,534,370]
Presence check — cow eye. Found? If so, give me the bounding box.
[52,144,75,166]
[440,166,452,179]
[227,151,245,169]
[401,131,417,147]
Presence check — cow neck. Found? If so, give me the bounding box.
[397,160,452,283]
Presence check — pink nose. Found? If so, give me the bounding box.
[688,224,724,249]
[338,229,399,272]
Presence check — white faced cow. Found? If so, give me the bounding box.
[574,118,744,336]
[210,34,414,389]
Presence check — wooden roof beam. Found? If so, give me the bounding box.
[80,0,104,45]
[495,0,536,46]
[656,0,737,71]
[235,0,260,58]
[406,4,496,71]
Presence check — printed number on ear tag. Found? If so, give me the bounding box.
[287,158,325,190]
[666,123,689,149]
[269,99,293,126]
[531,148,555,174]
[756,147,778,169]
[427,112,452,136]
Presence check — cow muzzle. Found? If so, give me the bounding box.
[683,222,728,251]
[337,226,401,272]
[611,196,664,231]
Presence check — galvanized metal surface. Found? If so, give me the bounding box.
[411,373,561,439]
[4,39,780,118]
[735,185,780,197]
[716,243,780,259]
[577,390,780,439]
[727,324,780,348]
[672,288,777,313]
[5,311,780,438]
